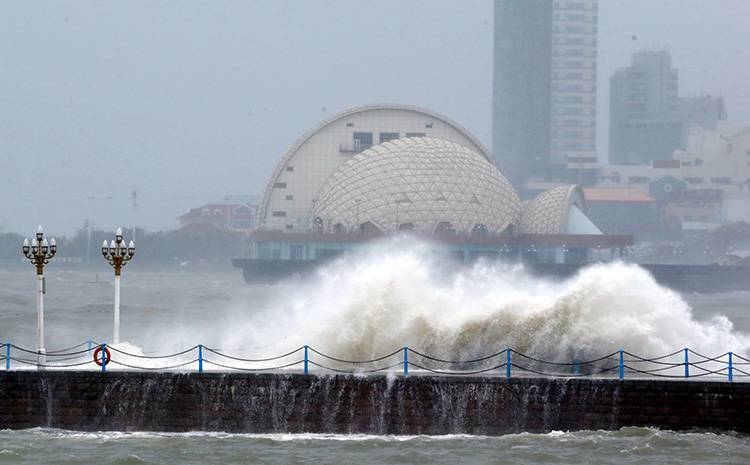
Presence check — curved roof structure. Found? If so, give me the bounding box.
[312,137,521,234]
[519,185,587,235]
[257,104,491,231]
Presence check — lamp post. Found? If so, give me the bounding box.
[21,226,57,369]
[102,228,135,345]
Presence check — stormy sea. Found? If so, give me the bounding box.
[1,240,749,464]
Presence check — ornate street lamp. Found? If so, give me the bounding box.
[102,228,135,345]
[21,226,57,368]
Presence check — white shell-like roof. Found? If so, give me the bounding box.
[256,104,493,230]
[519,185,585,234]
[313,137,521,234]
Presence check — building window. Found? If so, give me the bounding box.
[406,132,426,138]
[353,132,373,152]
[379,132,399,144]
[273,182,287,188]
[286,166,294,172]
[711,178,731,185]
[285,195,294,200]
[684,177,703,184]
[272,211,287,217]
[346,122,354,127]
[628,176,649,184]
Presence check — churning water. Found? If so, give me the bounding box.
[236,239,750,363]
[0,428,748,465]
[1,237,750,462]
[2,237,749,361]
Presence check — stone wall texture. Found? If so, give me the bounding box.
[1,371,748,434]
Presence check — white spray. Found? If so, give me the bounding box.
[218,237,749,363]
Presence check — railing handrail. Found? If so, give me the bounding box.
[2,341,748,382]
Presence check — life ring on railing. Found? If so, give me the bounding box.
[93,347,111,366]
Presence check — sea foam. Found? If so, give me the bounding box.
[220,236,748,363]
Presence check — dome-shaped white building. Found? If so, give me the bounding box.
[237,104,632,282]
[313,137,521,235]
[520,185,600,235]
[257,104,491,231]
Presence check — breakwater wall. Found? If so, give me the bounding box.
[1,371,749,434]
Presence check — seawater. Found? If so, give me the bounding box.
[2,239,750,463]
[0,428,748,465]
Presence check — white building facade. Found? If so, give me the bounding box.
[600,121,750,195]
[550,0,599,171]
[257,105,491,232]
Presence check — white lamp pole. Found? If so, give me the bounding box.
[102,228,135,345]
[21,226,57,369]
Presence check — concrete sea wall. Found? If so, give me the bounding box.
[1,371,748,434]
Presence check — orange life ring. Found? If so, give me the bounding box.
[93,346,111,366]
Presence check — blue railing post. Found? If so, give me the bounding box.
[198,344,203,374]
[304,345,309,375]
[403,346,408,376]
[619,350,624,380]
[5,343,9,371]
[506,349,511,379]
[684,348,689,378]
[728,352,733,383]
[101,343,107,373]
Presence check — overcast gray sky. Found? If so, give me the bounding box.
[2,0,749,236]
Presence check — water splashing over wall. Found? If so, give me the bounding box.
[220,237,748,362]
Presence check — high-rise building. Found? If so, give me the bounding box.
[609,50,727,165]
[609,51,679,165]
[493,0,599,192]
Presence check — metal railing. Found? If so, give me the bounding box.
[2,342,748,382]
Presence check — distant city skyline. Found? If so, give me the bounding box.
[2,1,749,235]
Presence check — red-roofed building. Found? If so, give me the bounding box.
[583,188,662,239]
[583,188,655,204]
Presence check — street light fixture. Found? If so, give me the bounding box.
[102,228,135,345]
[21,226,57,369]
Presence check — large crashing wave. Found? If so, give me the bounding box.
[224,237,748,362]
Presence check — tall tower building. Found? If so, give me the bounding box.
[610,50,727,165]
[493,0,599,192]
